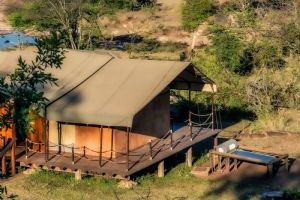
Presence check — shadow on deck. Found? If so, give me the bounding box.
[17,126,220,178]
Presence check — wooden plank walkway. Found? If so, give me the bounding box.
[17,126,220,178]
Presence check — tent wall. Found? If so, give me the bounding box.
[46,90,170,158]
[132,88,170,138]
[48,124,156,158]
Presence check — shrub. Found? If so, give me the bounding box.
[283,188,300,200]
[281,22,300,56]
[192,48,250,116]
[252,40,285,69]
[236,9,256,27]
[246,68,299,116]
[210,26,244,73]
[238,47,255,75]
[8,2,60,30]
[182,0,216,31]
[8,12,29,28]
[87,0,156,11]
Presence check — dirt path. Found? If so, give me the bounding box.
[157,0,183,27]
[0,0,13,33]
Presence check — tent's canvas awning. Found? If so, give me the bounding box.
[0,49,216,127]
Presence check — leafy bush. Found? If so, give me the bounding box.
[281,22,300,56]
[86,0,156,11]
[238,47,255,75]
[210,26,245,73]
[236,9,256,27]
[192,49,250,115]
[8,0,156,30]
[283,188,300,200]
[246,68,299,116]
[8,1,60,30]
[182,0,216,31]
[252,40,285,69]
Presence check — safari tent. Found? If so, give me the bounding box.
[0,49,218,178]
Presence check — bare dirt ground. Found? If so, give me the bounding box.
[100,0,209,46]
[0,0,14,34]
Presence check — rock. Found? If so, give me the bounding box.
[23,168,40,175]
[75,170,82,181]
[117,180,137,189]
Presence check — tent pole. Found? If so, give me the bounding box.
[57,122,62,154]
[46,120,49,161]
[212,93,218,147]
[44,107,48,162]
[127,127,130,171]
[99,126,103,167]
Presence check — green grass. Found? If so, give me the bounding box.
[3,155,284,200]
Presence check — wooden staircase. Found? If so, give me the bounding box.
[0,138,15,177]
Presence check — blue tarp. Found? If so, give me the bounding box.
[0,32,36,49]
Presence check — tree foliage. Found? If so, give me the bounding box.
[0,32,65,137]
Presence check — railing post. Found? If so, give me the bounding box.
[149,140,153,160]
[25,139,28,159]
[189,112,193,141]
[83,146,86,157]
[72,144,75,165]
[127,127,130,171]
[1,154,6,176]
[99,126,103,167]
[170,130,173,150]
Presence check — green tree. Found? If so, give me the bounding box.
[0,32,65,138]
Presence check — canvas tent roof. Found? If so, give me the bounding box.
[0,49,215,127]
[0,49,112,101]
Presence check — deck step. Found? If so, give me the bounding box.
[191,160,212,178]
[191,166,211,177]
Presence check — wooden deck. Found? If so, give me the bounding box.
[17,126,220,178]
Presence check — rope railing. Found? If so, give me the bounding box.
[25,111,215,170]
[25,138,140,166]
[189,112,212,117]
[188,111,214,141]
